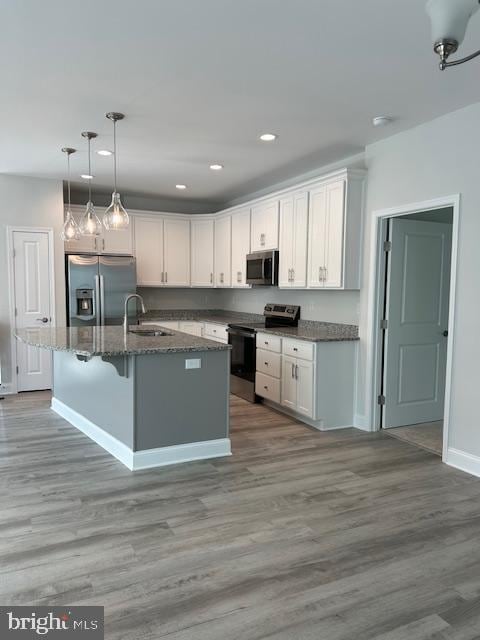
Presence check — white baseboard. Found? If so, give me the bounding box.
[353,413,373,431]
[51,397,231,471]
[52,397,135,468]
[445,447,480,478]
[262,399,354,431]
[131,438,231,471]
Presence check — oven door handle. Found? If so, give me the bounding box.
[227,328,256,339]
[261,257,266,281]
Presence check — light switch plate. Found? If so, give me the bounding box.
[185,358,201,369]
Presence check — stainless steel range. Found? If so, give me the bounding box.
[227,304,300,402]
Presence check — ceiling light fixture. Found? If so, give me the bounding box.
[61,147,80,241]
[176,184,187,190]
[96,149,113,156]
[103,112,129,230]
[426,0,480,69]
[210,164,224,171]
[372,116,394,127]
[259,133,278,141]
[79,131,102,237]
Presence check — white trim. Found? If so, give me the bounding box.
[445,447,480,478]
[6,226,57,394]
[51,397,231,471]
[51,397,134,468]
[131,438,231,471]
[365,195,460,469]
[262,399,354,431]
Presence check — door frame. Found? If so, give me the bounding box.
[367,195,460,463]
[6,226,57,394]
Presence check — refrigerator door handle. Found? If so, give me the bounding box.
[94,275,101,326]
[99,274,105,325]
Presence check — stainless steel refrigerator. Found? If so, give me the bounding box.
[66,255,137,326]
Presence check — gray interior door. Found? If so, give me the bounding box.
[383,218,452,428]
[99,256,137,325]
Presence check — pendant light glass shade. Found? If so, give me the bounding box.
[103,112,129,230]
[80,200,102,235]
[61,147,80,241]
[62,208,80,241]
[104,191,130,230]
[79,132,102,236]
[426,0,479,47]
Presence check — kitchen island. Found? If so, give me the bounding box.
[15,325,231,470]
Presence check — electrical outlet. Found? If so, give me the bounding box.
[185,358,201,370]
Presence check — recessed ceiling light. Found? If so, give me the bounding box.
[372,116,394,127]
[176,184,187,190]
[259,133,278,142]
[96,149,113,156]
[210,164,224,171]
[80,174,94,180]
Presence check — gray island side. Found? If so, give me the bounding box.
[15,325,231,470]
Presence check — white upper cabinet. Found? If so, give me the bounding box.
[64,205,133,256]
[191,219,214,287]
[134,216,164,286]
[231,208,251,287]
[214,215,231,287]
[163,218,190,286]
[307,171,364,290]
[279,191,309,288]
[250,200,279,251]
[102,224,133,255]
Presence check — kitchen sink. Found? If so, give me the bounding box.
[129,329,174,337]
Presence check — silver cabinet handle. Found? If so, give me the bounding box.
[291,268,295,282]
[237,271,242,283]
[161,272,164,283]
[260,233,265,247]
[318,266,322,281]
[165,272,168,283]
[264,385,268,390]
[264,361,269,366]
[94,237,97,252]
[210,272,213,284]
[291,362,295,378]
[295,364,299,380]
[324,266,327,282]
[288,268,291,282]
[102,238,105,252]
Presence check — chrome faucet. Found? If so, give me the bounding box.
[123,294,146,335]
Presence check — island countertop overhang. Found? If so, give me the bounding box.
[14,325,231,358]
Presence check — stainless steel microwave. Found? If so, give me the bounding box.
[246,250,279,286]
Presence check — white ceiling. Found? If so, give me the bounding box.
[1,0,480,208]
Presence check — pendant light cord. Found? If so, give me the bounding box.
[67,152,72,210]
[113,120,117,193]
[88,137,92,203]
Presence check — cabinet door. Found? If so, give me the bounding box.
[296,359,314,417]
[324,180,345,288]
[281,355,297,411]
[164,218,190,286]
[191,219,214,287]
[231,209,251,287]
[307,186,327,288]
[179,321,204,336]
[214,216,231,287]
[251,200,279,251]
[291,191,309,288]
[278,196,294,288]
[102,225,133,255]
[134,217,164,286]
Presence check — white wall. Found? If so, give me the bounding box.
[0,175,65,392]
[357,101,480,463]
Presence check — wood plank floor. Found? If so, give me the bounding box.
[385,422,443,457]
[1,392,480,639]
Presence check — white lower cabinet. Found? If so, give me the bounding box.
[203,322,229,343]
[281,352,314,418]
[179,321,204,336]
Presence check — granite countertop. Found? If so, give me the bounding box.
[14,326,231,358]
[142,309,359,342]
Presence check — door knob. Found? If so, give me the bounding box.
[36,317,49,323]
[443,330,448,337]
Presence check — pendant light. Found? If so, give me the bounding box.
[79,131,102,236]
[103,112,129,230]
[61,147,80,241]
